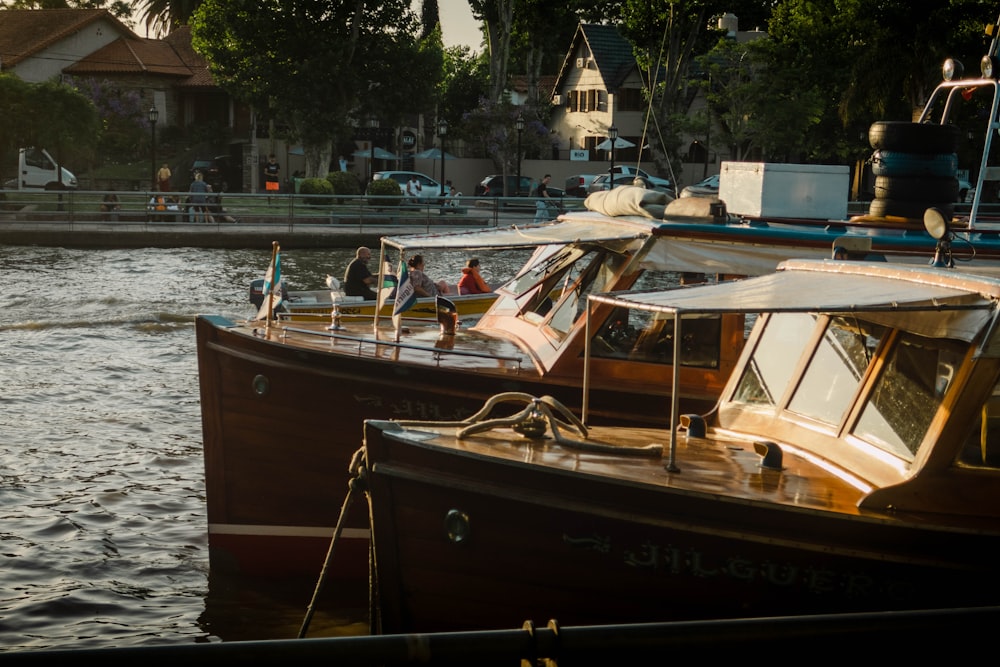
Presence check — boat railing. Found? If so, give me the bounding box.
[277,324,526,370]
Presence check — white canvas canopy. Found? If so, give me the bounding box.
[380,217,656,253]
[583,258,1000,466]
[590,259,999,343]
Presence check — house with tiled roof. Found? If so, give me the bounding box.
[0,8,132,81]
[547,23,647,163]
[0,9,245,138]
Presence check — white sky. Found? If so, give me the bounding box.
[434,0,483,51]
[134,2,482,50]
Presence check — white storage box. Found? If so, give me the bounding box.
[718,162,849,220]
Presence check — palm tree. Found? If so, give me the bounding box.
[132,0,201,37]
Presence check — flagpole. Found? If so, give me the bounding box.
[265,240,279,335]
[374,240,387,336]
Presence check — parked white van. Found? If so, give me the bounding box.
[5,147,77,190]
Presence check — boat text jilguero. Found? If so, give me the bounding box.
[362,259,1000,633]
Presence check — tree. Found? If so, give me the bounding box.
[766,0,997,162]
[70,77,148,161]
[695,37,824,164]
[133,0,202,36]
[462,96,551,176]
[438,45,489,128]
[0,77,101,184]
[469,0,516,102]
[191,0,440,178]
[0,74,32,159]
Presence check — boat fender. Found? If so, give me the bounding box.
[753,440,784,470]
[679,414,706,438]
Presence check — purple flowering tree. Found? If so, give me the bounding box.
[70,77,147,162]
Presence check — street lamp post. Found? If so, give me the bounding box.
[608,125,619,186]
[437,118,448,197]
[148,105,159,190]
[368,116,379,186]
[515,113,525,195]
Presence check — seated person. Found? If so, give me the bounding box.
[406,177,423,203]
[344,246,377,300]
[444,184,462,207]
[100,192,120,220]
[407,254,449,297]
[458,258,490,294]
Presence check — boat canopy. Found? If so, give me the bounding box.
[380,216,655,253]
[589,259,999,345]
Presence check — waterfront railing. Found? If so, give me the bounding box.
[0,189,586,229]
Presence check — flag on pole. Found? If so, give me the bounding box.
[377,271,398,315]
[391,259,417,330]
[255,243,282,321]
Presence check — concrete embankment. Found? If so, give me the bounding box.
[0,218,494,249]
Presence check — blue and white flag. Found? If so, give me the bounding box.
[255,245,282,320]
[392,260,417,317]
[377,271,398,315]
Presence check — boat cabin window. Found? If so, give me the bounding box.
[545,249,629,336]
[495,245,632,339]
[957,379,1000,469]
[590,311,723,368]
[852,332,964,462]
[732,312,818,406]
[787,316,886,426]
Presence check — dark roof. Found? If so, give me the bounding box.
[64,37,194,78]
[161,26,216,87]
[64,25,212,86]
[552,23,637,97]
[0,10,216,88]
[0,8,135,69]
[580,24,636,91]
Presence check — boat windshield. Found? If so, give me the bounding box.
[732,312,965,463]
[852,332,964,461]
[493,245,632,338]
[590,310,723,368]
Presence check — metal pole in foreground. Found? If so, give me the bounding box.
[608,125,618,187]
[148,105,159,190]
[516,113,525,194]
[437,118,449,197]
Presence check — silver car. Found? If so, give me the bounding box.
[679,174,720,198]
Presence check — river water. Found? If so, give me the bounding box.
[0,244,522,654]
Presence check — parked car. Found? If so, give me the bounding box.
[609,165,673,192]
[566,166,672,197]
[680,174,720,198]
[475,174,537,197]
[190,156,234,192]
[565,174,599,197]
[368,171,441,197]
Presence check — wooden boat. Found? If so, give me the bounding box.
[363,258,1000,633]
[196,216,750,578]
[250,277,499,323]
[198,37,1000,580]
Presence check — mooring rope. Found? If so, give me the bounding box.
[298,447,367,638]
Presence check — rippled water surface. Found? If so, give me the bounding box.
[0,243,521,653]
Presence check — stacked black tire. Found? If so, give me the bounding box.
[868,121,960,220]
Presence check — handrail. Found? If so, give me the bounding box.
[277,324,525,368]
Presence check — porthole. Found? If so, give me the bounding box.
[444,509,471,543]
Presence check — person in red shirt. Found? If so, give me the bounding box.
[458,258,491,295]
